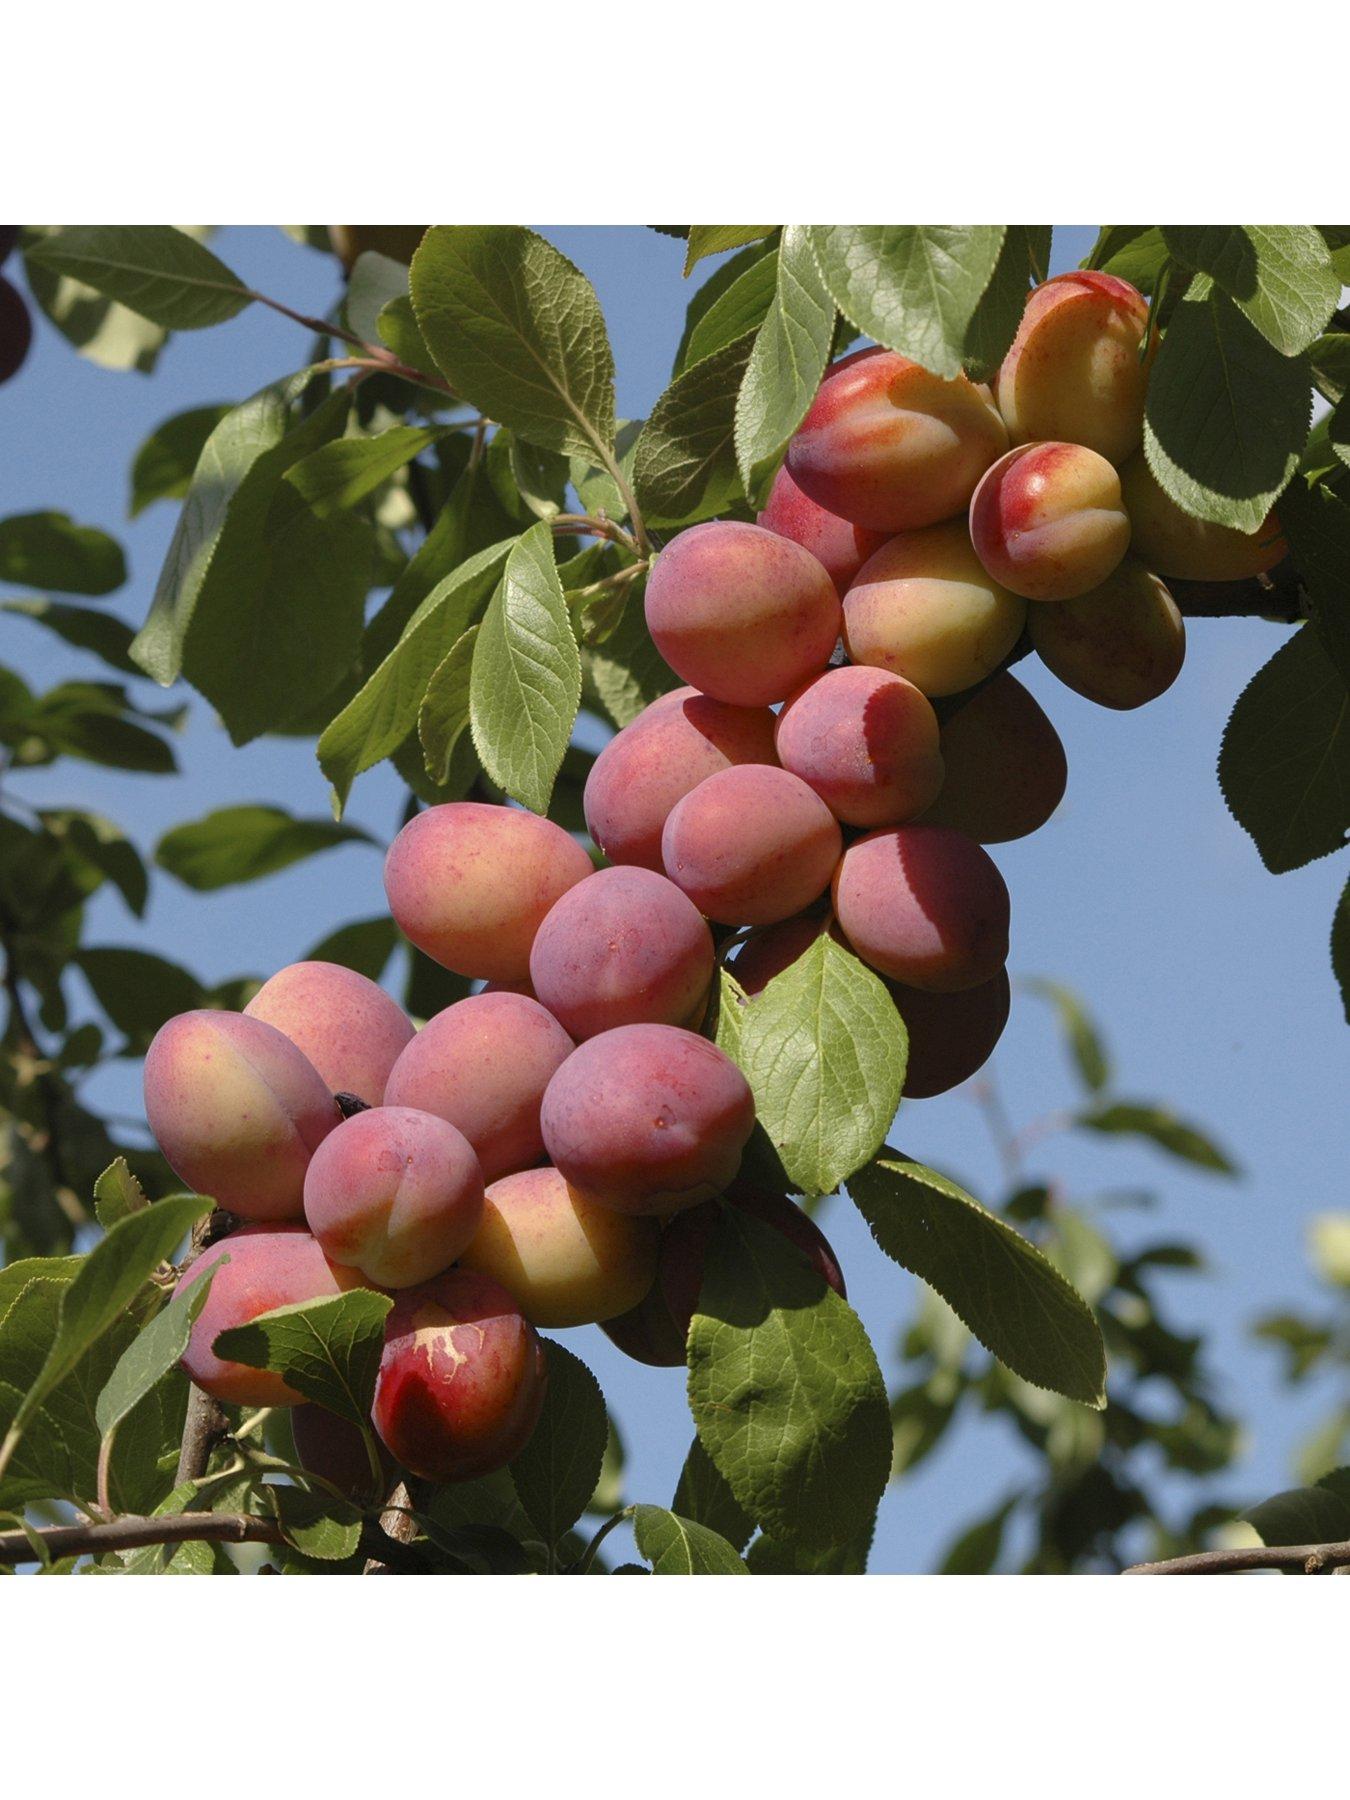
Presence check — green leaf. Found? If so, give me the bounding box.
[1311,333,1350,407]
[0,1195,209,1484]
[469,520,580,814]
[0,1274,143,1508]
[129,405,233,517]
[1085,225,1171,291]
[1334,877,1350,1027]
[75,948,205,1051]
[0,511,126,596]
[849,1155,1107,1407]
[632,331,757,527]
[318,537,513,813]
[1243,1483,1350,1548]
[1143,289,1311,532]
[676,240,780,374]
[92,1158,149,1230]
[343,250,410,341]
[283,425,446,519]
[133,382,373,743]
[1160,227,1341,358]
[746,1527,873,1574]
[25,226,252,330]
[509,1341,608,1548]
[95,1266,218,1436]
[726,935,907,1198]
[632,1505,748,1574]
[212,1289,393,1431]
[807,226,1006,380]
[734,226,836,505]
[1022,977,1111,1092]
[418,626,478,784]
[671,1436,755,1551]
[1218,625,1350,874]
[1075,1102,1238,1174]
[962,226,1052,381]
[1280,479,1350,691]
[683,228,775,276]
[1,598,137,675]
[411,226,616,460]
[581,574,679,727]
[155,805,372,891]
[938,1498,1017,1574]
[377,294,436,375]
[687,1207,892,1550]
[22,229,171,373]
[304,915,400,983]
[267,1485,362,1562]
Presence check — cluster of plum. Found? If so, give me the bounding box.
[142,825,843,1495]
[141,269,1286,1503]
[0,228,31,387]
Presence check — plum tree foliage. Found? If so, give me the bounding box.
[0,223,1347,1576]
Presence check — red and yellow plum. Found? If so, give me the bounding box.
[371,1269,547,1482]
[384,802,592,983]
[786,347,1008,532]
[969,442,1131,603]
[458,1166,660,1328]
[832,823,1010,991]
[661,765,842,926]
[583,686,779,873]
[643,521,841,706]
[529,866,714,1040]
[143,1011,338,1220]
[774,664,944,827]
[843,520,1027,697]
[302,1105,485,1289]
[244,960,414,1107]
[541,1024,755,1215]
[383,991,573,1183]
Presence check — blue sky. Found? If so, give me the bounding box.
[3,226,1346,1571]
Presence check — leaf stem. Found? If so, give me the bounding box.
[572,1505,635,1574]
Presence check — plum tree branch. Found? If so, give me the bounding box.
[0,1509,431,1571]
[1125,1538,1350,1575]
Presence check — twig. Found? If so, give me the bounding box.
[0,1510,431,1571]
[364,1479,422,1575]
[174,1212,236,1486]
[571,1506,634,1574]
[1125,1539,1350,1575]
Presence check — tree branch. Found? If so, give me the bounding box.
[0,1509,431,1571]
[1125,1539,1350,1575]
[174,1211,237,1487]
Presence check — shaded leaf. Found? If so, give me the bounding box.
[1,598,138,675]
[687,1207,891,1550]
[304,915,400,983]
[419,626,478,784]
[0,511,126,596]
[1075,1102,1239,1174]
[155,805,372,891]
[92,1158,149,1231]
[283,425,446,519]
[509,1341,607,1547]
[849,1155,1107,1407]
[1143,288,1311,532]
[1161,227,1340,358]
[632,331,757,527]
[672,1436,755,1551]
[683,228,775,275]
[96,1266,219,1435]
[318,537,513,813]
[25,226,251,330]
[129,406,233,517]
[1218,625,1350,874]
